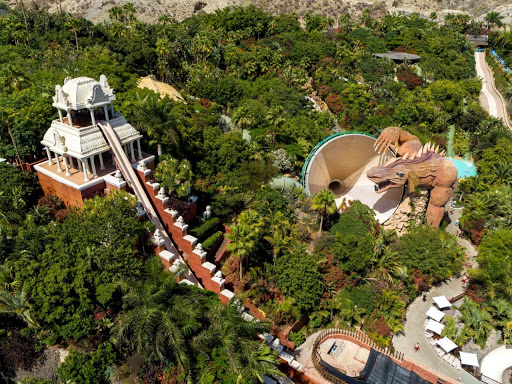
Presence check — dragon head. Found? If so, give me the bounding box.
[367,163,408,193]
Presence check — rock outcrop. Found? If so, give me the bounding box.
[383,189,428,236]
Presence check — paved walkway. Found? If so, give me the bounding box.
[475,52,512,130]
[392,208,482,384]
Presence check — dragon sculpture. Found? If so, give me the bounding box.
[367,127,458,227]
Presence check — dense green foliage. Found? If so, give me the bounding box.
[397,225,464,282]
[1,2,510,379]
[275,245,323,311]
[57,342,117,384]
[13,192,149,342]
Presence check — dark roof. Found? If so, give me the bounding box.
[466,35,489,46]
[373,52,421,62]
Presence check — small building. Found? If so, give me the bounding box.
[35,75,153,207]
[373,52,421,63]
[466,35,489,47]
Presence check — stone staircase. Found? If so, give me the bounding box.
[214,236,230,264]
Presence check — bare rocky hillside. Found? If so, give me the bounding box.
[10,0,512,23]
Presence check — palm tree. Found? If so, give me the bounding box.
[155,37,173,82]
[265,106,286,149]
[193,300,280,383]
[134,93,181,156]
[264,231,292,266]
[337,298,366,327]
[238,209,264,232]
[110,22,127,38]
[375,250,402,282]
[108,6,123,22]
[485,11,504,29]
[65,17,81,51]
[0,284,38,328]
[0,265,20,292]
[495,161,512,185]
[264,211,293,265]
[238,342,283,383]
[466,193,491,213]
[376,290,406,333]
[359,8,372,28]
[232,107,255,131]
[460,298,493,347]
[13,0,31,49]
[123,3,136,24]
[226,224,256,281]
[489,299,512,327]
[311,189,336,234]
[280,66,297,87]
[115,258,203,378]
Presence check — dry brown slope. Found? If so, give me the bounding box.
[11,0,512,24]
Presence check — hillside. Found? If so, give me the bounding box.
[9,0,512,23]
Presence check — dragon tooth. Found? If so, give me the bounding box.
[402,152,409,160]
[434,145,440,153]
[440,150,445,156]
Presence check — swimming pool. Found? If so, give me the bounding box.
[448,157,478,179]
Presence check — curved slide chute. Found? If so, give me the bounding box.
[301,132,404,223]
[98,120,200,286]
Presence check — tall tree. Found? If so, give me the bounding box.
[134,93,181,156]
[312,189,336,234]
[115,257,203,379]
[226,223,256,281]
[485,11,504,29]
[265,106,286,149]
[65,17,81,51]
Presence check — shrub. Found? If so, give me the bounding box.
[288,331,306,346]
[330,213,370,238]
[398,225,464,282]
[275,245,323,312]
[350,285,376,313]
[202,231,223,251]
[57,342,116,384]
[397,67,423,90]
[190,218,220,240]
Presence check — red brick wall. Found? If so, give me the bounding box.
[37,167,109,208]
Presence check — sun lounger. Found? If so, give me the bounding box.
[435,347,446,357]
[425,331,433,338]
[430,339,437,346]
[443,354,451,363]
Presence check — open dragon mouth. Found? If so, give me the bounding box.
[374,180,392,192]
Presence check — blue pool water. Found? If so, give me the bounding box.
[449,157,478,179]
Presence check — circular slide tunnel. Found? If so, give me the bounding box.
[301,132,404,223]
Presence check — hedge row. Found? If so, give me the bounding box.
[202,231,223,251]
[189,217,220,240]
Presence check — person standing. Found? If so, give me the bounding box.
[414,342,420,352]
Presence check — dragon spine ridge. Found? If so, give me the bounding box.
[381,141,445,168]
